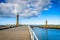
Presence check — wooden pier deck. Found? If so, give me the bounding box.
[0,26,31,40]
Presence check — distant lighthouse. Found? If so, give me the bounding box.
[46,20,47,26]
[46,20,48,28]
[16,14,19,27]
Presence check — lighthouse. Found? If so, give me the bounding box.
[16,14,19,27]
[45,20,48,28]
[13,4,19,27]
[46,20,47,26]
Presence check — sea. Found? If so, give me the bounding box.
[33,27,60,40]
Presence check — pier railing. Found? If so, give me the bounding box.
[28,25,38,40]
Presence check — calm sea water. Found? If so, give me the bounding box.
[33,27,60,40]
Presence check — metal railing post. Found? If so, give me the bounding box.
[28,25,38,40]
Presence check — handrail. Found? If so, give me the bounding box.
[28,25,38,40]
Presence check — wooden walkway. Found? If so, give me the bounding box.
[0,26,31,40]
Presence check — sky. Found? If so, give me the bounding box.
[0,0,60,25]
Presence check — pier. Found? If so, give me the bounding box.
[0,25,38,40]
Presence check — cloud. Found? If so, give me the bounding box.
[0,0,51,18]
